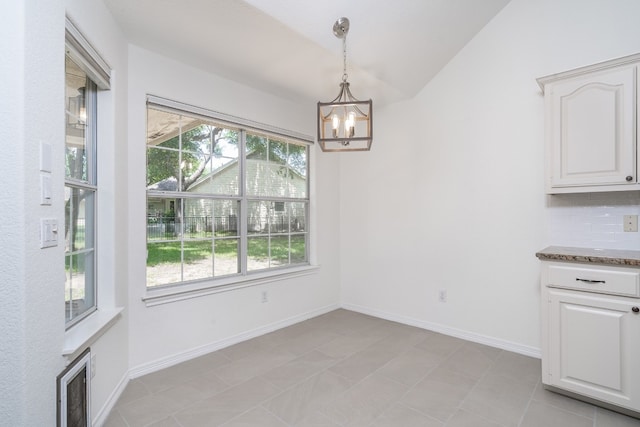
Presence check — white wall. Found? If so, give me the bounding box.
[126,46,342,372]
[0,0,130,424]
[0,1,69,425]
[340,0,640,355]
[65,0,131,423]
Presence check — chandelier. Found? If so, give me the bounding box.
[317,17,373,152]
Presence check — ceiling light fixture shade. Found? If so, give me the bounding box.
[317,17,373,152]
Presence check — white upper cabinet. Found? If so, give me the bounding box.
[538,54,640,194]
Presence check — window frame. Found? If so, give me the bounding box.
[64,18,110,329]
[145,96,314,298]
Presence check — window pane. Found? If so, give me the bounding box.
[214,238,239,276]
[146,108,187,189]
[291,234,307,264]
[184,199,212,239]
[246,136,307,198]
[247,201,268,235]
[147,109,194,146]
[183,241,213,282]
[288,143,308,179]
[247,236,269,271]
[146,146,180,190]
[270,235,289,266]
[146,241,182,287]
[246,134,267,161]
[65,56,89,182]
[196,128,240,195]
[213,199,239,236]
[147,197,180,240]
[65,187,95,252]
[65,251,95,322]
[290,202,306,232]
[269,204,288,234]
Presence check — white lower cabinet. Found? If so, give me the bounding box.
[540,262,640,414]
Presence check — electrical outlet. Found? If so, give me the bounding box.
[438,289,447,303]
[623,215,638,232]
[261,290,269,303]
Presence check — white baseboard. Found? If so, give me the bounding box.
[129,303,340,379]
[341,303,541,359]
[93,371,129,427]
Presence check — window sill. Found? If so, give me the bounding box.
[142,265,320,307]
[63,307,124,357]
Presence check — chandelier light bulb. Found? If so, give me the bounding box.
[332,114,340,138]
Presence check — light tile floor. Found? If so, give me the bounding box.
[104,309,640,427]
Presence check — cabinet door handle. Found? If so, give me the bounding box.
[632,307,640,313]
[575,278,605,284]
[626,175,633,182]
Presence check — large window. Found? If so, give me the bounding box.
[146,100,310,288]
[64,19,110,327]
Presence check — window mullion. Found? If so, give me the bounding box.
[86,79,98,185]
[239,129,248,275]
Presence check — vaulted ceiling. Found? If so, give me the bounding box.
[104,0,510,107]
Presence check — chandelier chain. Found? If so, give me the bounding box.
[342,34,348,83]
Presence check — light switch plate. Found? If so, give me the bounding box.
[40,218,58,248]
[40,173,52,205]
[40,142,52,172]
[623,215,638,232]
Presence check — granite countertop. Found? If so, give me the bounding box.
[536,246,640,267]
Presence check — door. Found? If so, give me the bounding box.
[547,289,640,410]
[548,66,636,188]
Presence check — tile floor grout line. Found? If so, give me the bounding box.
[363,340,465,426]
[104,310,640,427]
[515,378,542,427]
[445,348,508,427]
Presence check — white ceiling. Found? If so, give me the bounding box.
[104,0,510,107]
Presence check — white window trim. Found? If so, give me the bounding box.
[65,19,105,328]
[147,95,313,144]
[142,265,319,307]
[65,17,110,90]
[145,96,315,299]
[63,17,124,356]
[63,307,124,356]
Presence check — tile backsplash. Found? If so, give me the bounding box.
[548,192,640,250]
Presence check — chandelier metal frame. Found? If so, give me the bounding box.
[317,17,373,152]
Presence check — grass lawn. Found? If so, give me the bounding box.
[147,235,306,266]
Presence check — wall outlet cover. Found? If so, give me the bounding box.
[623,215,638,232]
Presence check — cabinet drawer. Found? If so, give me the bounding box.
[547,264,640,297]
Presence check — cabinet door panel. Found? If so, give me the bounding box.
[547,289,640,409]
[549,67,636,187]
[561,303,622,390]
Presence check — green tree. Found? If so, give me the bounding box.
[146,125,227,191]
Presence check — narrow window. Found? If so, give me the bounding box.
[65,53,97,325]
[64,19,110,327]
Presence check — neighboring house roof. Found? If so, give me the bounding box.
[147,176,178,191]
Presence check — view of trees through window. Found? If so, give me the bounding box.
[65,53,97,326]
[146,104,309,288]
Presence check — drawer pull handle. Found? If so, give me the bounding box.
[633,307,639,313]
[575,278,605,284]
